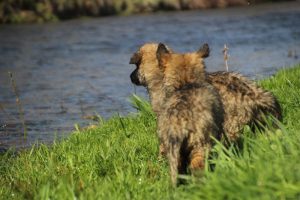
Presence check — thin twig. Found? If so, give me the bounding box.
[133,85,138,112]
[223,44,229,72]
[8,71,27,138]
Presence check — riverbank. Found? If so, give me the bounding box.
[0,0,294,23]
[0,64,300,199]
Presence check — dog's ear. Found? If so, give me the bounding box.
[129,52,141,65]
[156,43,170,67]
[197,43,210,58]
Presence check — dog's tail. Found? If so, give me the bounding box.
[252,90,283,131]
[255,90,282,119]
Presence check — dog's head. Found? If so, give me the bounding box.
[156,43,210,89]
[129,43,173,87]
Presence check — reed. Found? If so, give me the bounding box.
[223,44,229,72]
[8,72,27,138]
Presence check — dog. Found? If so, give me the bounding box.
[131,43,224,185]
[129,43,282,143]
[207,71,282,140]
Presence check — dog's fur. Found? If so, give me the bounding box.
[207,71,282,140]
[131,43,224,185]
[130,43,282,143]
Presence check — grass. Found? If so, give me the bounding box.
[0,64,300,199]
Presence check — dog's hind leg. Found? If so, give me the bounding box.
[168,142,181,186]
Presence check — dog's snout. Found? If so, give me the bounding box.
[130,69,141,85]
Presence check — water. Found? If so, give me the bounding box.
[0,2,299,149]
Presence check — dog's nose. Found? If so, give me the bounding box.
[130,69,141,85]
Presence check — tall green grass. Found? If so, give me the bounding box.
[0,65,300,199]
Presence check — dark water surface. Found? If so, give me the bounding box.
[0,2,300,149]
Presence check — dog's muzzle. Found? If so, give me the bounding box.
[130,69,141,85]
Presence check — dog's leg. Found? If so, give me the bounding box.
[189,148,205,171]
[168,143,180,186]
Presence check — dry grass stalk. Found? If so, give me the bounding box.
[8,71,27,138]
[223,44,229,72]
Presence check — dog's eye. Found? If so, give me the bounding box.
[129,53,141,67]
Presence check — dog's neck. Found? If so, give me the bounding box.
[146,71,208,114]
[162,70,208,98]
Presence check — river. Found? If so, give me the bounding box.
[0,1,299,149]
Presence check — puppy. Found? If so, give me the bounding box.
[130,43,282,143]
[131,43,224,185]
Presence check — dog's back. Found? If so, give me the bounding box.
[208,71,282,139]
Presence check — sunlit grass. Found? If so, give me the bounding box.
[0,64,300,199]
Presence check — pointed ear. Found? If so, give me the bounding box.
[156,43,170,65]
[197,43,210,58]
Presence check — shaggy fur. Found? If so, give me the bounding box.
[131,43,224,185]
[129,43,282,143]
[207,71,282,140]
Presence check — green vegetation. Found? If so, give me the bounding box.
[0,0,292,23]
[0,64,300,199]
